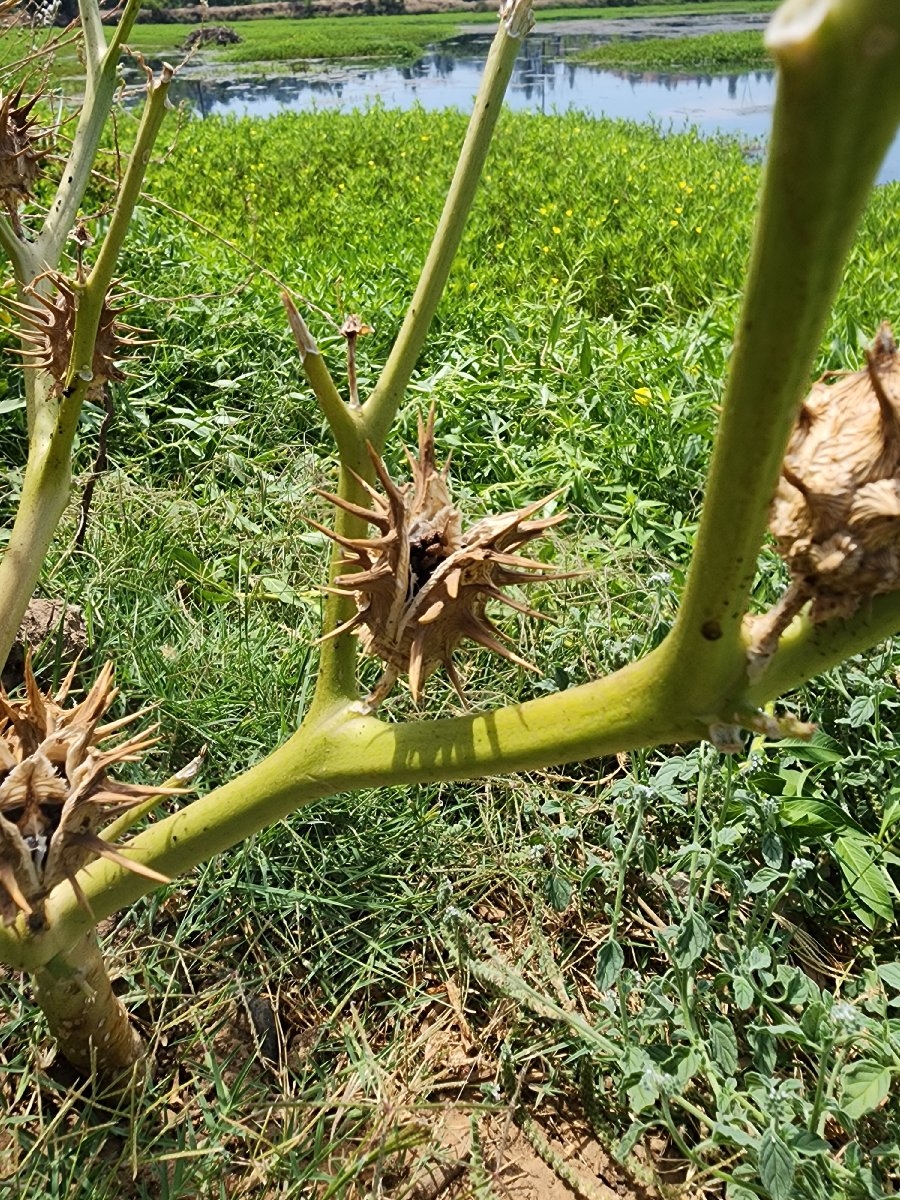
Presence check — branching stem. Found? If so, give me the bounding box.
[668,0,900,709]
[363,10,530,449]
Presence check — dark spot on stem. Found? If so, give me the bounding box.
[701,620,722,641]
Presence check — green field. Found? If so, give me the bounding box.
[577,28,771,71]
[3,97,900,1197]
[0,2,778,72]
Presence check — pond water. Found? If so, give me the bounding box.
[162,15,900,183]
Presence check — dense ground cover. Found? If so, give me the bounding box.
[576,28,770,71]
[2,104,900,1198]
[0,2,778,73]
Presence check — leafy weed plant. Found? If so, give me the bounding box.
[3,2,900,1197]
[3,96,900,1194]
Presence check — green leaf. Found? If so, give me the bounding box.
[672,912,710,968]
[876,962,900,992]
[626,1069,660,1114]
[708,1015,738,1076]
[595,940,625,991]
[777,733,845,764]
[834,836,895,924]
[726,1180,758,1200]
[746,943,772,973]
[733,973,755,1011]
[840,1060,892,1120]
[545,872,572,913]
[846,695,876,727]
[778,797,860,835]
[761,830,783,869]
[747,866,782,894]
[758,1128,796,1200]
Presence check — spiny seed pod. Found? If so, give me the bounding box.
[7,272,141,398]
[0,85,49,222]
[311,409,570,707]
[0,656,178,927]
[750,323,900,666]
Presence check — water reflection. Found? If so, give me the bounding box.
[159,30,900,183]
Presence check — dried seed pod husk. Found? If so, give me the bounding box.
[7,272,138,398]
[0,84,49,220]
[315,409,571,706]
[750,323,900,665]
[0,655,180,926]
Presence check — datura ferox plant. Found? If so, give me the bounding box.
[0,0,899,1082]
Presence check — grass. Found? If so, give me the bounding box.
[0,2,778,74]
[576,29,772,72]
[3,102,900,1198]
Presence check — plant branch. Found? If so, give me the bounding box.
[0,66,173,669]
[363,2,532,449]
[282,291,362,460]
[0,213,37,284]
[745,592,900,706]
[78,0,107,81]
[667,0,900,706]
[37,0,145,264]
[0,640,697,971]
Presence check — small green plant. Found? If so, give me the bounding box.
[1,0,900,1177]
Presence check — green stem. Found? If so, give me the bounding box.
[0,67,173,670]
[36,0,144,266]
[747,591,900,705]
[33,928,145,1078]
[0,214,37,284]
[0,413,76,669]
[608,788,646,938]
[363,5,531,449]
[282,292,362,462]
[0,640,698,972]
[83,65,173,314]
[78,0,106,79]
[667,0,900,706]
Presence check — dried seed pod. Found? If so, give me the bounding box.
[0,85,49,223]
[750,323,900,665]
[0,656,178,926]
[314,409,570,707]
[7,272,139,398]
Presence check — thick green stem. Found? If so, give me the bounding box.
[668,0,900,705]
[33,929,145,1078]
[746,591,900,705]
[0,415,74,666]
[363,4,531,448]
[78,0,107,80]
[0,639,699,972]
[0,67,172,670]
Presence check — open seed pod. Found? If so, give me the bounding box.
[0,656,178,926]
[750,323,900,665]
[313,409,571,707]
[0,84,49,223]
[7,272,141,398]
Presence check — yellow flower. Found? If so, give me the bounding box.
[632,387,653,407]
[552,225,561,235]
